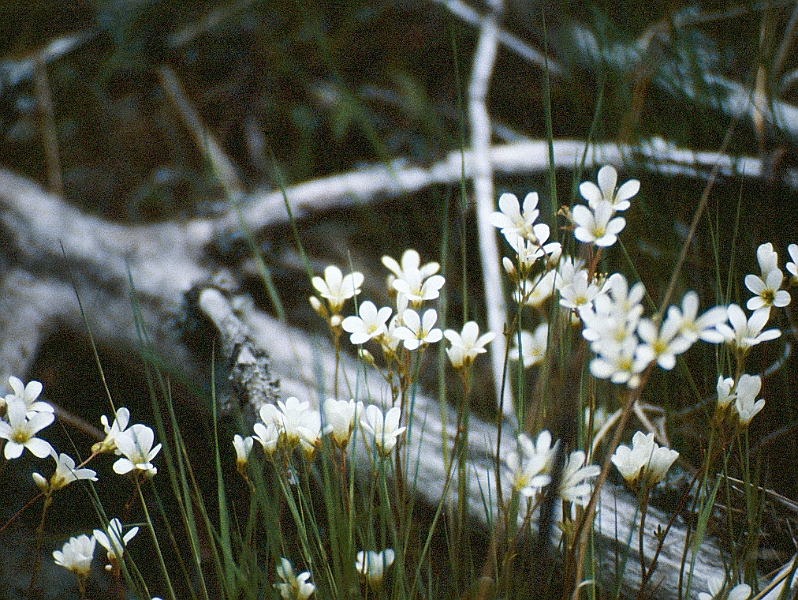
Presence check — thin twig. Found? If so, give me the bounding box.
[467,0,512,419]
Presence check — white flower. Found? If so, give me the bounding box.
[53,534,95,579]
[252,421,279,459]
[94,518,138,569]
[515,269,556,308]
[275,557,315,599]
[360,405,406,456]
[745,268,790,310]
[667,291,727,344]
[603,273,646,318]
[559,269,599,312]
[579,165,640,212]
[715,304,780,351]
[312,265,364,313]
[34,452,97,493]
[355,548,395,590]
[0,397,54,459]
[380,315,404,355]
[504,231,557,272]
[588,336,648,388]
[443,321,495,368]
[391,270,446,305]
[506,430,557,497]
[382,249,440,282]
[636,314,693,371]
[260,397,321,451]
[489,192,541,240]
[755,242,779,275]
[572,202,626,247]
[342,301,392,344]
[5,376,52,414]
[323,398,364,448]
[716,375,736,409]
[509,323,549,368]
[786,243,798,283]
[559,450,600,506]
[734,374,765,426]
[112,423,161,477]
[94,407,131,454]
[393,309,443,350]
[233,434,254,469]
[698,575,751,600]
[611,432,678,488]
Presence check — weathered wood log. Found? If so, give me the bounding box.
[0,165,741,597]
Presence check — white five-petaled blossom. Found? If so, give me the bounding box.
[393,308,443,350]
[611,431,679,489]
[360,405,406,456]
[697,575,751,600]
[112,423,161,477]
[312,265,364,314]
[33,452,97,493]
[558,450,600,506]
[382,250,443,306]
[53,534,95,579]
[0,397,55,459]
[745,267,790,310]
[572,202,626,247]
[667,291,727,344]
[509,323,549,368]
[443,321,496,369]
[5,376,52,414]
[714,304,780,351]
[558,269,599,312]
[342,301,392,345]
[275,557,315,600]
[93,518,139,570]
[587,336,648,388]
[733,374,765,426]
[506,430,557,497]
[391,269,446,305]
[233,434,253,470]
[489,192,541,240]
[94,407,131,454]
[579,165,640,212]
[323,398,364,448]
[355,548,396,590]
[636,314,694,371]
[382,249,440,282]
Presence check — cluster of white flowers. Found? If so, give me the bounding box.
[0,375,165,589]
[497,167,789,436]
[611,431,679,490]
[506,430,600,510]
[236,395,408,467]
[336,249,448,355]
[715,373,766,427]
[52,516,140,580]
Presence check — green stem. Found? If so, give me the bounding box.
[136,476,178,600]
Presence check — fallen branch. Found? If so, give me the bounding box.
[0,162,772,599]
